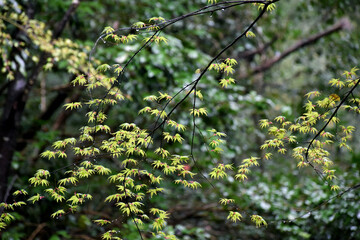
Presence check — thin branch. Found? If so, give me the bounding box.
[27,223,47,240]
[53,0,80,39]
[89,0,275,62]
[0,175,17,215]
[190,87,197,158]
[305,78,360,161]
[238,36,278,60]
[270,182,360,224]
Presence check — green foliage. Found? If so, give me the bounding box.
[1,0,360,239]
[227,211,242,222]
[251,215,268,227]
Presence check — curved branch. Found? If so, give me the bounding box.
[239,17,351,79]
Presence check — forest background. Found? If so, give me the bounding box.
[1,0,360,239]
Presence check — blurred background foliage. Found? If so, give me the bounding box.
[1,0,360,239]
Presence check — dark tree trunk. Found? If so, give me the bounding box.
[0,71,27,201]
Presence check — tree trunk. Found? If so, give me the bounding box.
[0,71,27,201]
